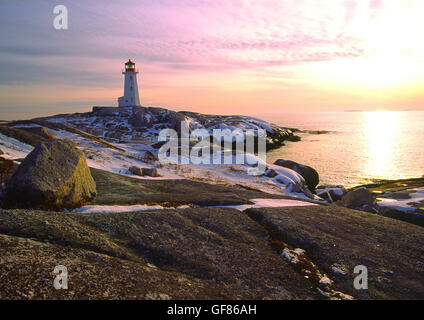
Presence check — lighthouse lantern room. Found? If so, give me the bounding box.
[118,59,141,107]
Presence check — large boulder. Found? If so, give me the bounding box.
[7,139,97,208]
[0,157,15,185]
[142,167,159,177]
[341,187,378,213]
[274,159,319,192]
[128,166,160,177]
[129,166,143,176]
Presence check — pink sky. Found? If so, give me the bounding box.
[1,0,424,119]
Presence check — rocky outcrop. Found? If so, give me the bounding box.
[245,205,424,300]
[128,166,159,177]
[90,167,296,207]
[142,168,159,177]
[1,166,423,300]
[347,179,424,227]
[0,207,315,300]
[36,106,300,149]
[7,139,97,208]
[0,125,50,147]
[274,159,319,192]
[341,187,379,213]
[19,126,53,140]
[129,166,143,176]
[379,206,424,227]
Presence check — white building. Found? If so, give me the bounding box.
[118,59,141,107]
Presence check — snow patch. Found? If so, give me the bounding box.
[0,121,320,201]
[73,204,191,214]
[281,247,307,265]
[0,133,34,159]
[215,198,317,211]
[377,188,424,212]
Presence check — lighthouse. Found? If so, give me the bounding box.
[118,59,141,107]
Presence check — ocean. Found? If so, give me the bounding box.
[262,111,424,188]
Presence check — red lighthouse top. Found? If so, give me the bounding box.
[125,59,136,72]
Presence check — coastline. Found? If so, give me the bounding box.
[351,177,424,192]
[265,111,424,189]
[1,108,423,219]
[0,108,423,300]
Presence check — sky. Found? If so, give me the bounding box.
[0,0,424,120]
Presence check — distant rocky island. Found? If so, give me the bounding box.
[0,105,423,300]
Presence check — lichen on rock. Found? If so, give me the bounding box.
[6,139,97,209]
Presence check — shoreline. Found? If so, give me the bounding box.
[351,177,424,192]
[0,113,423,300]
[267,127,423,191]
[1,108,423,227]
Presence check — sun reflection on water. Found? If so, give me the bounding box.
[362,111,399,180]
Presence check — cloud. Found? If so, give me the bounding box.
[0,0,423,117]
[0,0,368,83]
[369,0,384,10]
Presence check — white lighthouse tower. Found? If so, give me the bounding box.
[118,59,141,107]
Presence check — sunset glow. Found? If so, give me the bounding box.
[363,110,398,179]
[0,0,424,119]
[1,2,424,301]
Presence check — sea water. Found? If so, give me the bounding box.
[263,111,424,188]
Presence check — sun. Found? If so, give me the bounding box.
[344,54,415,89]
[309,1,424,91]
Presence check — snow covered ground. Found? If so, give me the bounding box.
[1,123,316,201]
[0,133,34,160]
[6,121,422,216]
[72,198,315,214]
[72,204,192,214]
[213,198,317,211]
[46,128,180,179]
[44,107,295,147]
[377,188,424,212]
